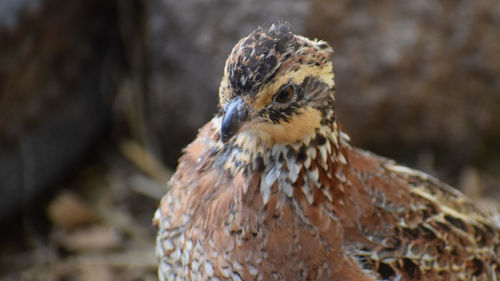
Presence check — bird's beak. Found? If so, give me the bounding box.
[221,96,250,143]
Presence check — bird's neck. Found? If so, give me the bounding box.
[222,120,350,205]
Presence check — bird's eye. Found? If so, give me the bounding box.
[274,85,295,104]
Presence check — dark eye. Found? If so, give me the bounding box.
[274,85,295,104]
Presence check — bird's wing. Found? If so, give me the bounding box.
[344,148,500,281]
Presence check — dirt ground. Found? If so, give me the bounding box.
[0,140,170,281]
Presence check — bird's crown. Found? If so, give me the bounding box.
[218,23,336,146]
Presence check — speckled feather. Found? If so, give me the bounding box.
[155,24,500,281]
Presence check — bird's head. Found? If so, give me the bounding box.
[218,24,336,146]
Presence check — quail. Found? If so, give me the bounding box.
[154,24,500,281]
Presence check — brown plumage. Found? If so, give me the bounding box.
[154,24,500,281]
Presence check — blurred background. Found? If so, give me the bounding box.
[1,0,499,280]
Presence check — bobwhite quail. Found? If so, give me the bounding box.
[154,24,500,281]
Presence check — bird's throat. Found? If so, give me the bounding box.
[221,119,349,206]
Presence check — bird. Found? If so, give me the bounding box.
[154,23,500,281]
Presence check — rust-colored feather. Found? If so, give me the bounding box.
[155,24,500,281]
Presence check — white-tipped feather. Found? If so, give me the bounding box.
[318,146,328,171]
[302,184,314,205]
[304,156,311,169]
[309,146,317,160]
[337,153,347,165]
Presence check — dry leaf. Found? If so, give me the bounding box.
[47,190,97,229]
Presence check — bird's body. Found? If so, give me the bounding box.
[155,24,500,281]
